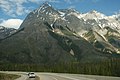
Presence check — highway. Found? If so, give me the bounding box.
[37,73,120,80]
[0,71,120,80]
[38,73,95,80]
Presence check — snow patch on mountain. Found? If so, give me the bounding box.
[82,10,106,20]
[22,3,120,54]
[58,11,65,17]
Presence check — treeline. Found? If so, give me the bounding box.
[0,58,120,77]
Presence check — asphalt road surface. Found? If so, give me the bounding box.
[0,71,120,80]
[37,73,120,80]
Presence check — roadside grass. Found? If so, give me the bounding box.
[0,73,20,80]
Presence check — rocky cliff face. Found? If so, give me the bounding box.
[0,3,120,64]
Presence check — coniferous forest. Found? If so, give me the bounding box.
[0,58,120,77]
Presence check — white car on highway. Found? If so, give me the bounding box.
[28,72,36,78]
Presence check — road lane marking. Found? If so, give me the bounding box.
[51,76,58,80]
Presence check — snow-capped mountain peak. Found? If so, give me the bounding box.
[89,10,99,14]
[82,10,106,20]
[39,2,52,11]
[110,13,120,22]
[32,2,56,17]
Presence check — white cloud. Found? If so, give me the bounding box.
[0,0,31,17]
[64,0,80,4]
[27,0,60,5]
[0,0,60,17]
[64,0,72,4]
[0,19,23,29]
[0,0,79,17]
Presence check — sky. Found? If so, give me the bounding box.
[0,0,120,29]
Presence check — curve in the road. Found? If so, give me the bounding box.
[1,71,120,80]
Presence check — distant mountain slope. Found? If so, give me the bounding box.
[0,3,120,64]
[0,26,16,40]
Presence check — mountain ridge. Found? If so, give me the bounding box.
[0,26,16,40]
